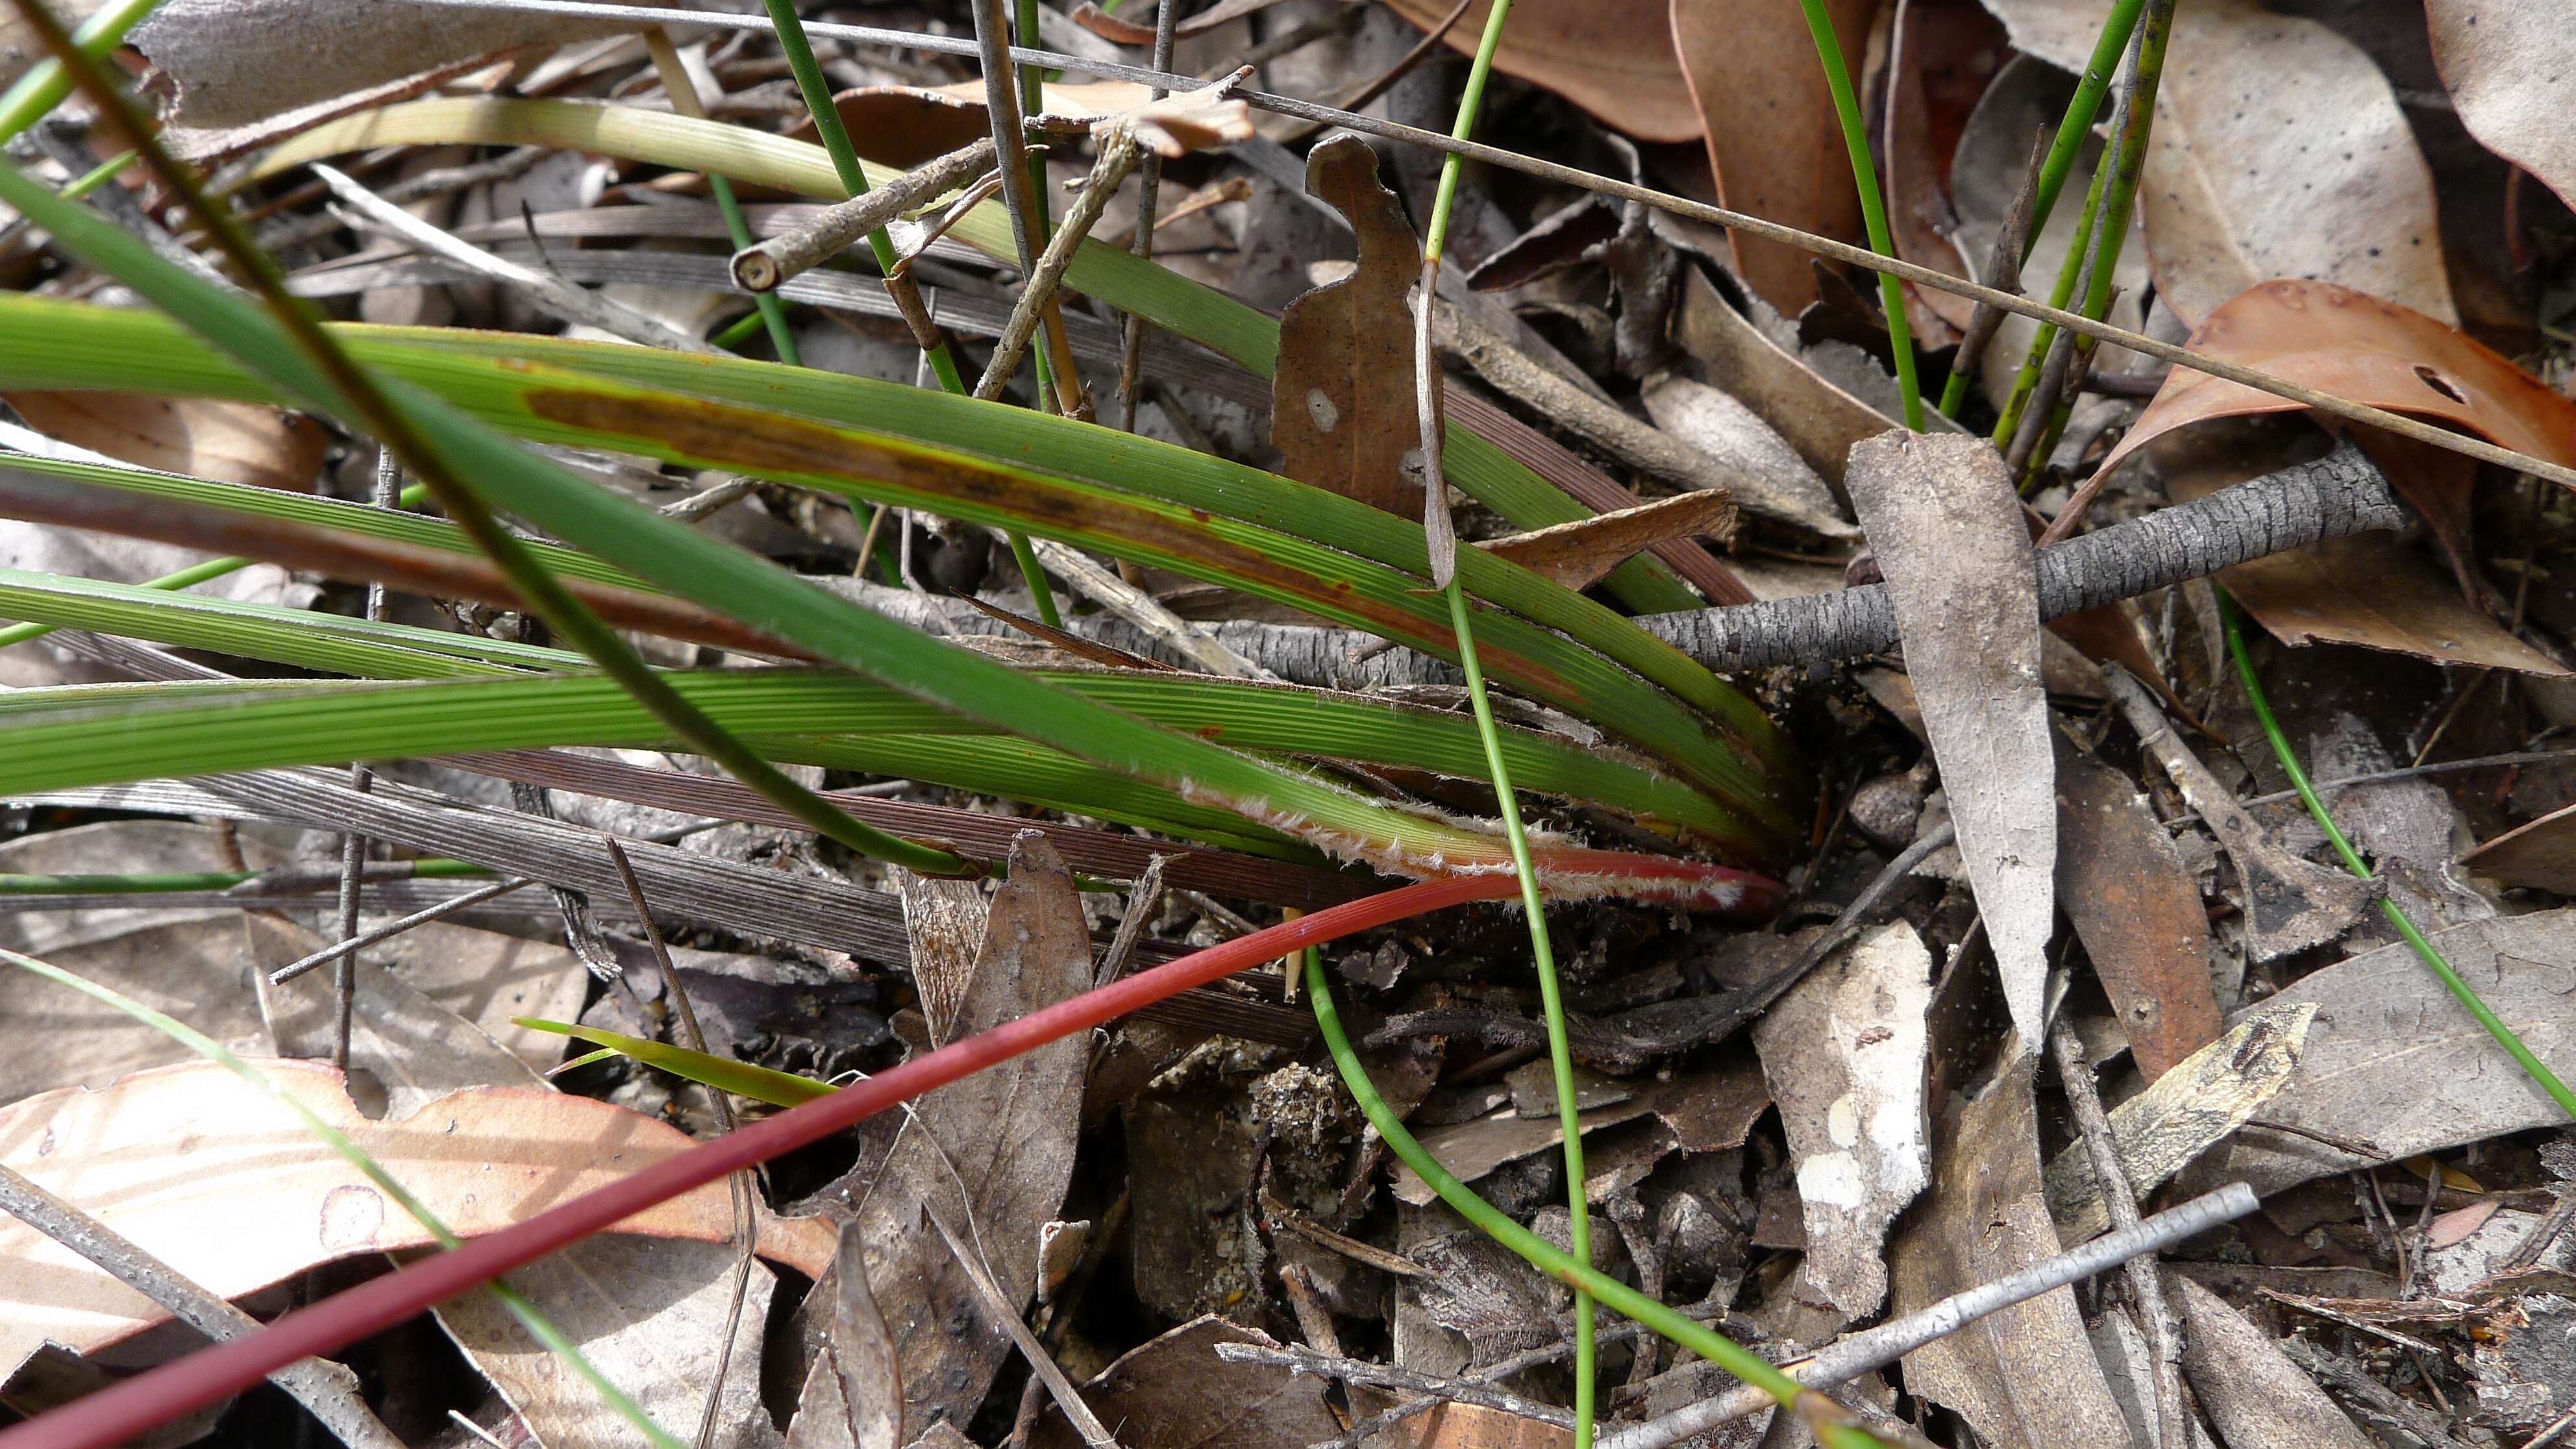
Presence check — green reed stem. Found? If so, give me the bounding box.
[1308,957,1885,1449]
[1795,0,1920,430]
[2220,592,2576,1122]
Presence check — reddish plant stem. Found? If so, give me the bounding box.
[5,869,1789,1449]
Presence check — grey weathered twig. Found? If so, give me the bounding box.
[1217,1341,1574,1429]
[1026,534,1274,678]
[1949,127,2048,388]
[2049,1018,2186,1448]
[1659,442,2398,670]
[729,138,996,292]
[327,448,401,1069]
[310,164,716,354]
[928,1207,1124,1448]
[1594,1183,2261,1449]
[0,1164,404,1449]
[973,125,1141,400]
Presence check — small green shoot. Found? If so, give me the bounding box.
[1794,0,1921,430]
[515,1018,837,1107]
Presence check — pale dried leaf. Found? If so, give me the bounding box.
[0,1059,834,1367]
[1637,375,1850,536]
[2168,1274,2374,1449]
[2429,1,2576,213]
[2044,1000,2315,1238]
[250,915,546,1119]
[1120,72,1256,158]
[2190,910,2576,1196]
[890,866,987,1048]
[1845,431,2053,1048]
[1751,921,1932,1320]
[436,1236,780,1449]
[1272,135,1428,520]
[1977,0,2454,326]
[1669,262,1895,493]
[129,0,672,127]
[1887,1064,2131,1449]
[1474,491,1734,591]
[787,1220,902,1449]
[851,834,1087,1431]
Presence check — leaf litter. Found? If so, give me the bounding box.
[6,1,2576,1446]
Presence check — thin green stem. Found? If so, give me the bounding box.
[4,0,970,879]
[2220,593,2576,1122]
[58,147,134,200]
[0,480,430,651]
[1934,0,2144,419]
[760,0,1056,621]
[0,860,487,894]
[1420,2,1597,1437]
[710,173,799,364]
[1794,0,1920,430]
[1307,958,1885,1449]
[1,946,686,1449]
[0,0,158,143]
[1446,582,1594,1446]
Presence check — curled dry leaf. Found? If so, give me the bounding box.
[1120,71,1257,158]
[1272,134,1427,521]
[1474,491,1735,592]
[1637,373,1855,538]
[1023,1316,1341,1449]
[1887,1063,2133,1449]
[1979,0,2454,326]
[1669,262,1893,496]
[1844,431,2053,1049]
[2042,1000,2315,1239]
[2190,909,2576,1196]
[2098,281,2576,486]
[1375,0,1700,145]
[2054,739,2221,1082]
[4,393,324,491]
[2428,1,2576,214]
[0,1058,832,1368]
[1750,921,1932,1320]
[1668,0,1873,312]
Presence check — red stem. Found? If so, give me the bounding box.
[8,865,1781,1449]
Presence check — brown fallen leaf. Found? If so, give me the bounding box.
[889,865,988,1047]
[786,1220,902,1449]
[1978,0,2454,327]
[1023,1315,1342,1449]
[1389,1062,1766,1208]
[0,1059,832,1367]
[848,833,1088,1432]
[2168,1273,2376,1449]
[2465,804,2576,897]
[1637,373,1854,538]
[2042,1000,2314,1239]
[1353,1393,1571,1449]
[1272,134,1428,521]
[1668,0,1872,312]
[1845,431,2054,1048]
[1376,0,1700,145]
[5,393,324,491]
[1886,1063,2133,1449]
[2097,280,2576,488]
[2188,909,2576,1197]
[1473,491,1734,591]
[2053,737,2222,1081]
[2207,529,2568,676]
[1750,921,1931,1322]
[2429,1,2576,213]
[1882,0,2008,339]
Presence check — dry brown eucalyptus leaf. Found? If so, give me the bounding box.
[1272,134,1427,520]
[1845,430,2053,1048]
[2053,739,2221,1082]
[1375,0,1701,144]
[786,1220,903,1449]
[1977,0,2454,326]
[1668,0,1874,312]
[2429,0,2576,213]
[2168,1274,2376,1449]
[5,393,324,491]
[850,833,1088,1432]
[1474,491,1734,591]
[1887,1063,2133,1449]
[1669,262,1893,495]
[0,1059,834,1367]
[1022,1317,1341,1449]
